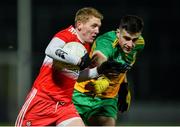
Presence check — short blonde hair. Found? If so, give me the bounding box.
[75,7,103,24]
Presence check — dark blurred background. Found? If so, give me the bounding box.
[0,0,180,125]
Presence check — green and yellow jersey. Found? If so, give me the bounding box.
[74,31,145,98]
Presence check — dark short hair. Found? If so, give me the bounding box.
[119,15,144,34]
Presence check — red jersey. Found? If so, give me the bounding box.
[33,25,91,103]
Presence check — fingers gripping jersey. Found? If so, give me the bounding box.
[33,25,91,103]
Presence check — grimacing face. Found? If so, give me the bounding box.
[117,29,141,53]
[76,16,101,43]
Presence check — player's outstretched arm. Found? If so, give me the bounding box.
[97,60,132,77]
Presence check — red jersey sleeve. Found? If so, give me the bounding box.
[54,25,91,53]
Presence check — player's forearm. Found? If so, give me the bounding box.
[91,51,107,67]
[77,67,99,82]
[45,37,81,65]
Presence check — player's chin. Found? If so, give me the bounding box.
[90,35,97,42]
[122,47,132,53]
[123,49,131,54]
[87,38,94,43]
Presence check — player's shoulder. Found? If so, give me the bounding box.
[136,35,145,45]
[96,31,116,45]
[97,31,116,40]
[134,35,145,51]
[55,25,75,35]
[54,25,79,42]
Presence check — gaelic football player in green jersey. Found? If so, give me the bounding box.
[73,15,145,126]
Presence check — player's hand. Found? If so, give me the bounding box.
[118,82,131,113]
[79,53,91,70]
[97,60,131,76]
[93,77,109,94]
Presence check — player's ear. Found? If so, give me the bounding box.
[116,28,120,37]
[76,21,82,31]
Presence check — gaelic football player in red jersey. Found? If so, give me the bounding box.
[15,7,103,127]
